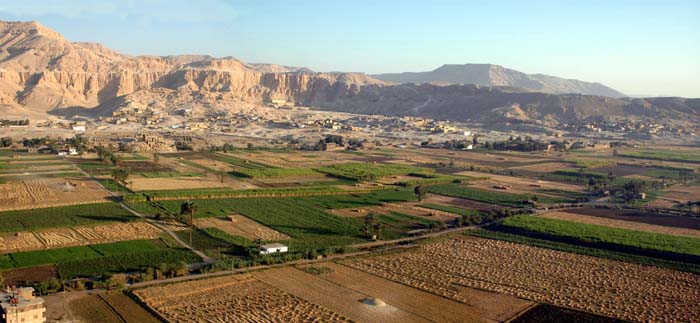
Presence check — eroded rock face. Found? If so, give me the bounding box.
[0,21,386,112]
[0,20,698,125]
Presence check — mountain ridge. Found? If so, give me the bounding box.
[0,20,697,127]
[374,63,626,98]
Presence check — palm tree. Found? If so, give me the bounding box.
[179,200,197,226]
[180,200,197,246]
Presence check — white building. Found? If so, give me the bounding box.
[0,287,46,323]
[72,126,86,132]
[260,243,288,255]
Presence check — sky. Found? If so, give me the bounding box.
[0,0,698,97]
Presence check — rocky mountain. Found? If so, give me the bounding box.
[374,64,626,98]
[0,20,697,126]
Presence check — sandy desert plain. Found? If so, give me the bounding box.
[0,143,698,323]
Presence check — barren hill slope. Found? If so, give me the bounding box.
[374,64,626,98]
[0,20,697,126]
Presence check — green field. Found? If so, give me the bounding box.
[129,190,418,250]
[499,215,700,257]
[124,185,351,202]
[379,212,439,240]
[0,203,135,232]
[617,149,700,164]
[230,167,321,178]
[0,239,200,278]
[427,183,567,207]
[316,163,432,180]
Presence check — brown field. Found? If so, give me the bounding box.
[456,171,586,195]
[67,293,124,323]
[99,292,162,323]
[0,221,162,254]
[345,237,700,323]
[0,177,111,211]
[2,265,58,285]
[540,211,700,238]
[127,176,230,191]
[508,162,574,173]
[651,184,700,208]
[134,274,353,323]
[255,263,531,323]
[196,214,290,241]
[566,208,700,230]
[329,200,457,222]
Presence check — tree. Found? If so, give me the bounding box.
[153,153,160,164]
[247,143,254,149]
[217,170,226,183]
[109,154,122,166]
[180,200,197,227]
[111,167,130,191]
[414,185,427,201]
[361,213,382,240]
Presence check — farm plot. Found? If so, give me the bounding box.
[0,222,163,254]
[540,211,700,238]
[126,176,231,191]
[196,214,290,241]
[566,208,700,230]
[255,264,528,323]
[0,202,135,233]
[428,183,569,207]
[456,171,586,195]
[346,237,700,323]
[651,184,700,208]
[329,202,457,223]
[134,274,353,323]
[507,161,574,174]
[0,177,111,211]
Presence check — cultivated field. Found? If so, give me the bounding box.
[196,214,290,241]
[0,177,111,211]
[0,222,162,254]
[566,208,700,230]
[255,264,531,323]
[346,237,700,323]
[134,274,353,323]
[650,184,700,208]
[456,171,586,195]
[540,211,700,238]
[127,176,232,191]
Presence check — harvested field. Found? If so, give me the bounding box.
[540,211,700,238]
[255,263,527,323]
[135,274,353,323]
[346,237,700,323]
[508,161,574,173]
[127,176,230,191]
[0,177,111,211]
[567,208,700,230]
[329,201,456,222]
[196,214,290,241]
[0,222,162,254]
[651,184,700,208]
[456,171,586,195]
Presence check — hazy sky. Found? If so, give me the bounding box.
[1,0,698,97]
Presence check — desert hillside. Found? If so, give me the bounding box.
[0,20,698,126]
[374,64,626,98]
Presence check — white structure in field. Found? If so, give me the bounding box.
[0,286,46,323]
[260,243,288,255]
